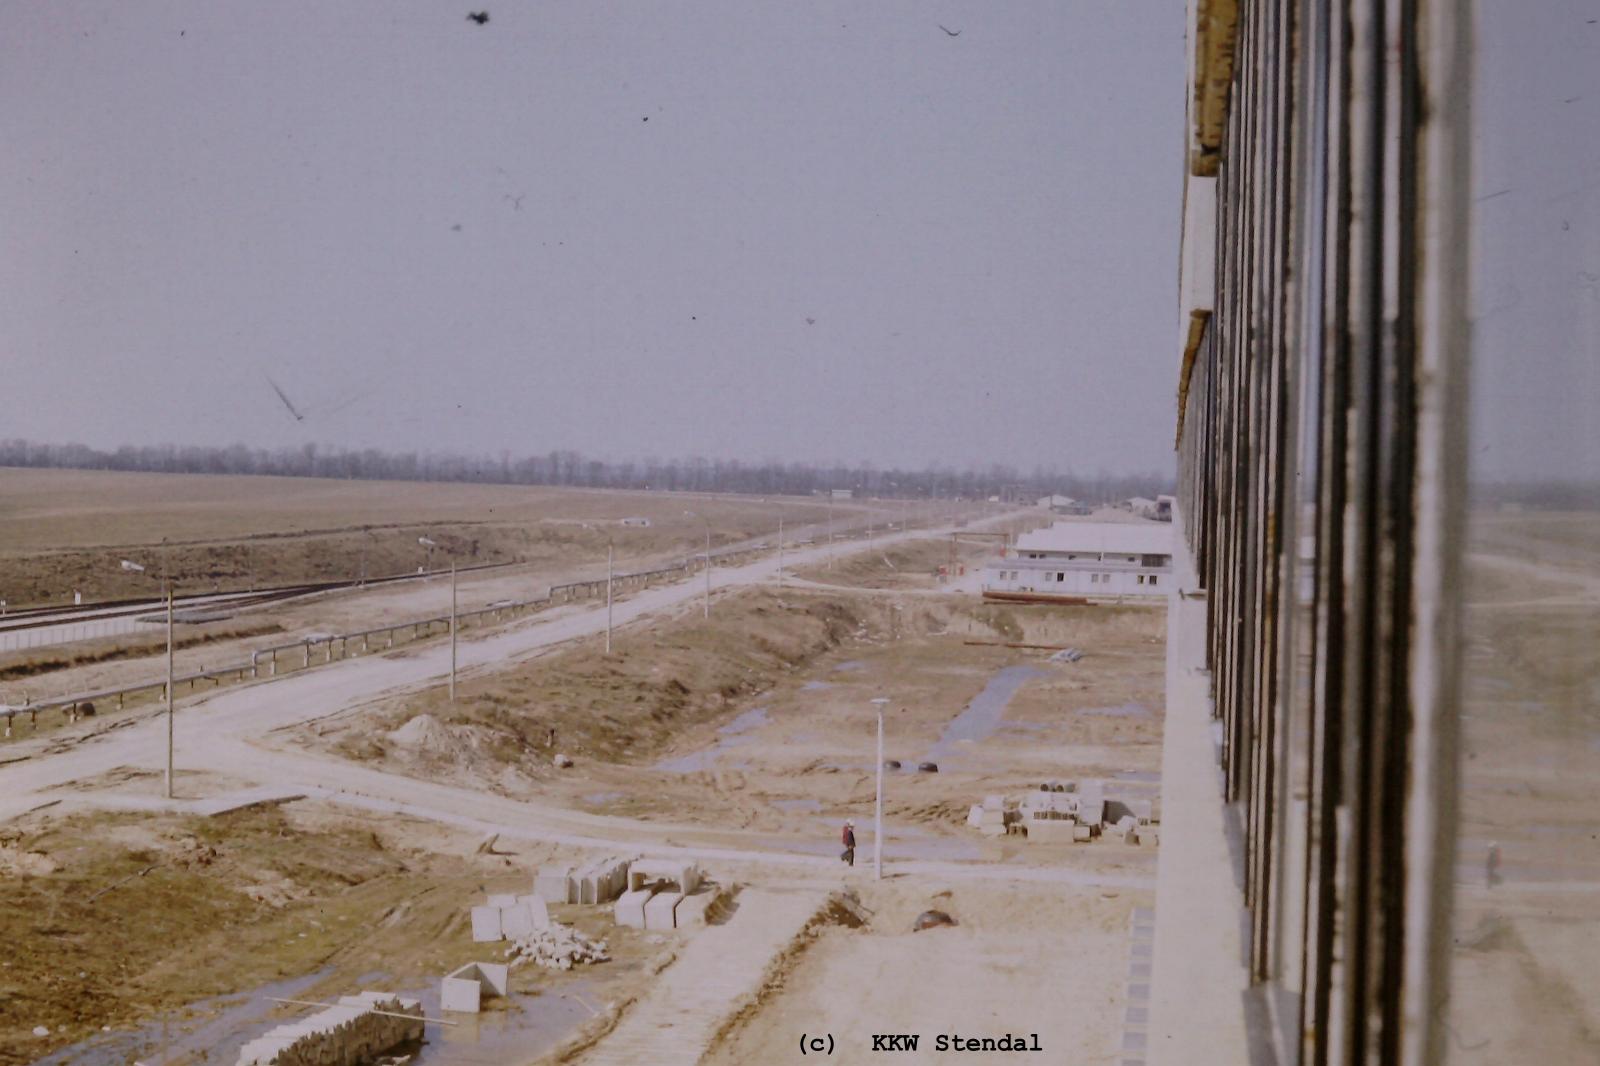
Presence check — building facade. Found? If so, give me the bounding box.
[1151,1,1596,1065]
[982,521,1172,600]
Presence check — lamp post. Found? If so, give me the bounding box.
[684,512,711,618]
[449,561,458,702]
[122,558,175,799]
[606,537,614,654]
[777,505,785,587]
[870,697,889,880]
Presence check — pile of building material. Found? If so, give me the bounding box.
[965,795,1021,837]
[614,859,703,931]
[534,855,633,906]
[1049,647,1085,664]
[965,780,1160,845]
[472,892,552,943]
[504,922,610,970]
[235,992,422,1066]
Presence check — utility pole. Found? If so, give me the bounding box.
[871,697,889,880]
[606,539,614,654]
[827,492,835,569]
[165,587,175,799]
[777,510,785,587]
[449,562,458,701]
[703,525,711,619]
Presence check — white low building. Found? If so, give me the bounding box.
[982,521,1173,600]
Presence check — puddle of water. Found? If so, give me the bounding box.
[34,969,334,1066]
[404,980,597,1064]
[653,707,769,773]
[923,665,1044,764]
[800,680,834,691]
[833,660,867,672]
[1081,702,1154,718]
[717,706,770,735]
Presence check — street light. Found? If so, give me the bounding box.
[582,524,617,654]
[776,503,786,587]
[684,511,711,619]
[122,559,175,799]
[870,697,890,880]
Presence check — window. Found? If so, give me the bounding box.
[1147,575,1156,587]
[1137,575,1146,585]
[1056,572,1064,581]
[1090,573,1099,584]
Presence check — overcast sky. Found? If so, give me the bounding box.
[1,2,1184,474]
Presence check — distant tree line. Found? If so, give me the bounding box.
[0,438,1173,503]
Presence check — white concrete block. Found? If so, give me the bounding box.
[644,890,684,931]
[614,887,655,929]
[534,864,575,904]
[471,905,503,942]
[441,975,481,1013]
[500,902,536,940]
[475,961,510,997]
[488,893,519,908]
[517,893,551,929]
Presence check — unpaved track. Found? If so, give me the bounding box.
[0,516,1136,891]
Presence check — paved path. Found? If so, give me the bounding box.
[578,889,825,1066]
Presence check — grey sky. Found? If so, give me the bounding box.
[1,2,1184,474]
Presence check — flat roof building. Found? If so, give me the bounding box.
[982,520,1172,602]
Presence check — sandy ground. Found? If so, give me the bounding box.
[702,880,1138,1066]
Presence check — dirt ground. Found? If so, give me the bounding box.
[0,467,872,607]
[701,879,1140,1066]
[294,585,1165,871]
[790,538,991,591]
[0,799,685,1065]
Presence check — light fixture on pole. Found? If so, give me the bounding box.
[449,561,458,701]
[870,697,889,880]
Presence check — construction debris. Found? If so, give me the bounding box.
[912,910,958,932]
[235,991,422,1066]
[503,921,609,970]
[1049,647,1084,663]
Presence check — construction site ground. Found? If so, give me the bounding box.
[3,511,1162,1064]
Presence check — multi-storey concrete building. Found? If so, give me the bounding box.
[1146,1,1596,1065]
[982,521,1172,601]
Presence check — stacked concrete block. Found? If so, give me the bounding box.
[534,864,576,904]
[234,992,423,1066]
[1109,815,1140,843]
[1134,824,1160,846]
[626,858,702,897]
[1072,824,1093,842]
[1078,799,1105,828]
[440,962,510,1014]
[644,890,685,930]
[614,887,655,929]
[500,899,538,940]
[574,855,632,904]
[673,884,733,928]
[1024,820,1078,843]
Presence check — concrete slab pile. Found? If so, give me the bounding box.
[234,992,422,1066]
[535,855,633,905]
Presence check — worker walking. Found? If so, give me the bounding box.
[841,819,856,867]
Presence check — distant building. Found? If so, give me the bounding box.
[1123,496,1160,518]
[982,521,1172,600]
[1155,494,1175,522]
[829,488,853,499]
[1036,494,1091,515]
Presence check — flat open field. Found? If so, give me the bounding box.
[0,467,869,607]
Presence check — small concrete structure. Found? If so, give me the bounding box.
[235,991,423,1065]
[441,962,510,1014]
